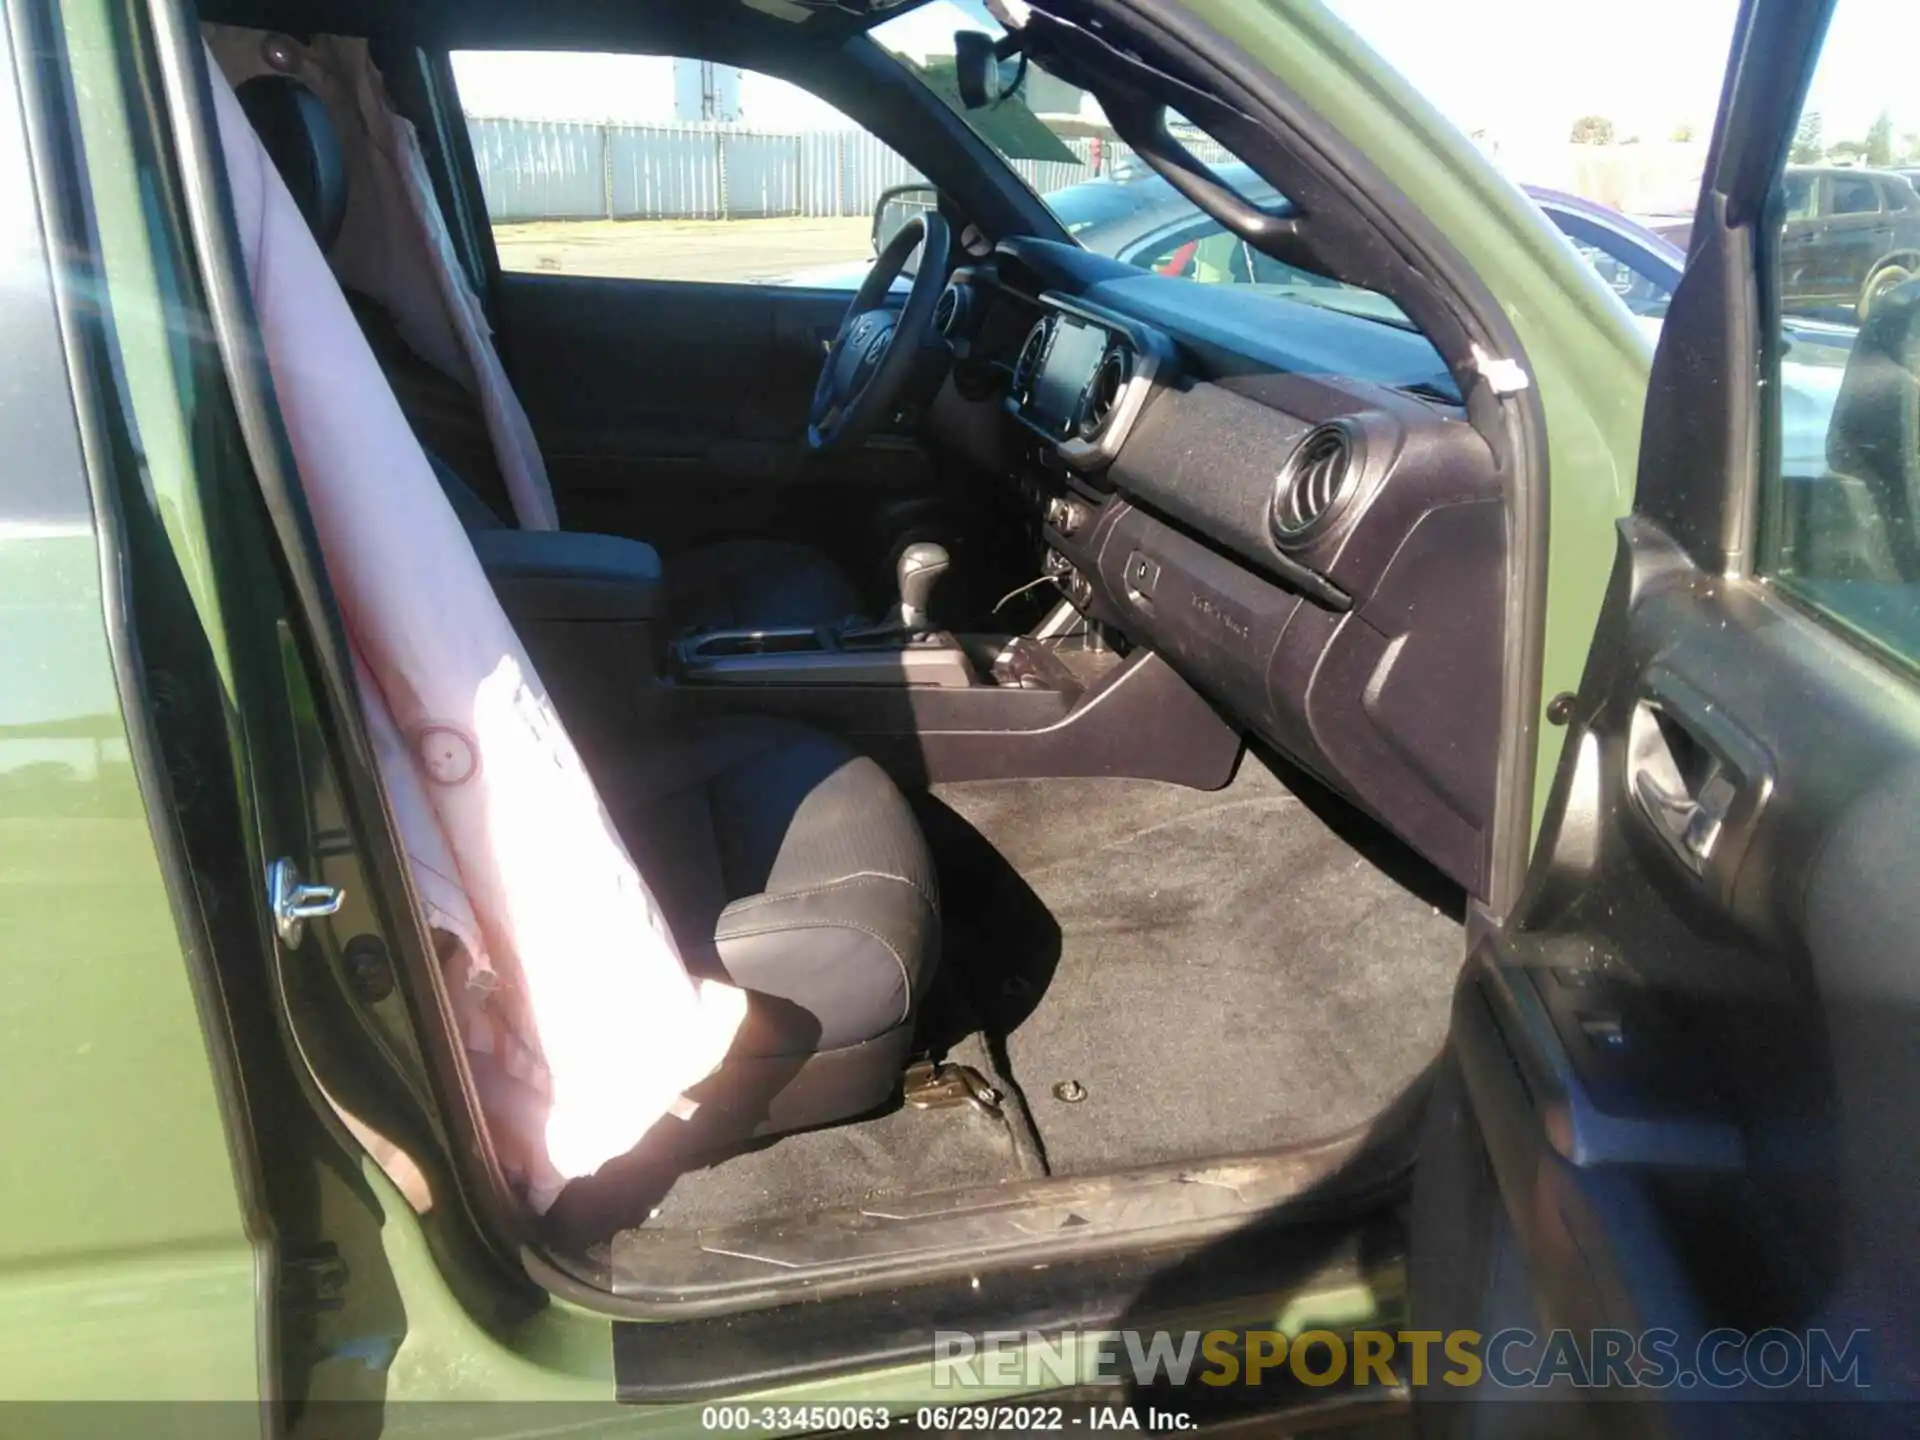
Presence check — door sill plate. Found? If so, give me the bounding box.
[606,1125,1397,1313]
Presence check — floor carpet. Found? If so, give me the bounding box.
[581,748,1464,1240]
[924,749,1465,1176]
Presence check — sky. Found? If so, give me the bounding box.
[448,2,989,130]
[449,0,1920,159]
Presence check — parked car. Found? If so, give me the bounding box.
[1660,167,1920,317]
[1779,164,1920,319]
[968,160,1920,333]
[1528,186,1856,478]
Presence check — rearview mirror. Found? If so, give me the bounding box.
[873,184,940,277]
[955,29,1023,109]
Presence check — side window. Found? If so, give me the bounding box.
[1757,3,1920,663]
[449,51,921,286]
[1564,239,1671,318]
[1830,174,1881,216]
[1130,224,1242,283]
[1782,173,1818,221]
[1117,214,1414,325]
[1129,221,1336,291]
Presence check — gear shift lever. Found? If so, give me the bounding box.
[895,542,950,635]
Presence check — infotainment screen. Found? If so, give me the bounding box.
[1028,315,1108,436]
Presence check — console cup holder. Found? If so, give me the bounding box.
[682,627,825,660]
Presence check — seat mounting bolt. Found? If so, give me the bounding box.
[1053,1080,1088,1103]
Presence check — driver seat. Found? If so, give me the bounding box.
[211,47,939,1211]
[233,68,860,635]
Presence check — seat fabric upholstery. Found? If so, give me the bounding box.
[234,57,861,635]
[607,714,939,1064]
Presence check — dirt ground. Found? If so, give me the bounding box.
[490,216,873,284]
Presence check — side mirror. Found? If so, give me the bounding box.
[873,184,940,277]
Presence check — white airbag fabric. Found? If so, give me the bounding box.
[209,51,745,1210]
[206,26,559,532]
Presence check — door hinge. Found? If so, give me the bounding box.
[1471,344,1532,397]
[269,857,344,946]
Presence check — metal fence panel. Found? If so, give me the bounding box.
[795,130,840,217]
[469,119,1241,224]
[610,124,722,220]
[469,118,605,222]
[722,131,804,218]
[834,129,927,216]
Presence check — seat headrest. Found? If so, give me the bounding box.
[235,74,346,251]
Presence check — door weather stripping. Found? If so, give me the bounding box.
[1471,344,1531,396]
[269,858,344,945]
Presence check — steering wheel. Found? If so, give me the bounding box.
[807,210,952,453]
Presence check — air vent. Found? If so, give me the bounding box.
[933,282,969,338]
[1079,345,1131,437]
[1271,423,1357,543]
[1011,318,1051,401]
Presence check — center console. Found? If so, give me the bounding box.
[667,603,1237,789]
[675,625,975,689]
[660,332,1236,792]
[477,287,1240,792]
[473,527,666,749]
[673,541,973,690]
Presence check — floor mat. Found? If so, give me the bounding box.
[924,749,1465,1177]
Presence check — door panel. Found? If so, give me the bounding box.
[1440,523,1916,1394]
[442,46,952,582]
[1416,0,1919,1423]
[498,272,936,577]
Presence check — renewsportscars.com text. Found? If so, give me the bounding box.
[933,1326,1873,1392]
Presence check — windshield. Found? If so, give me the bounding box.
[870,4,1413,329]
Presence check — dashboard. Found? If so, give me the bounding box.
[931,238,1507,898]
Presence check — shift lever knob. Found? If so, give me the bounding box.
[896,542,950,633]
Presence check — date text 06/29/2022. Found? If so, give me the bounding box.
[700,1404,1195,1432]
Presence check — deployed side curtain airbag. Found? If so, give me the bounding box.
[206,26,560,532]
[207,49,745,1210]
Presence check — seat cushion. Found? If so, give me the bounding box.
[606,715,939,1057]
[664,537,862,634]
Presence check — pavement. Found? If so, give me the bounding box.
[491,216,872,284]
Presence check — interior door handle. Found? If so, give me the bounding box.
[1628,740,1736,875]
[1624,676,1771,888]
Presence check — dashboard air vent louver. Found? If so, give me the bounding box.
[1011,318,1051,402]
[1079,345,1131,437]
[1271,423,1357,544]
[933,283,965,338]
